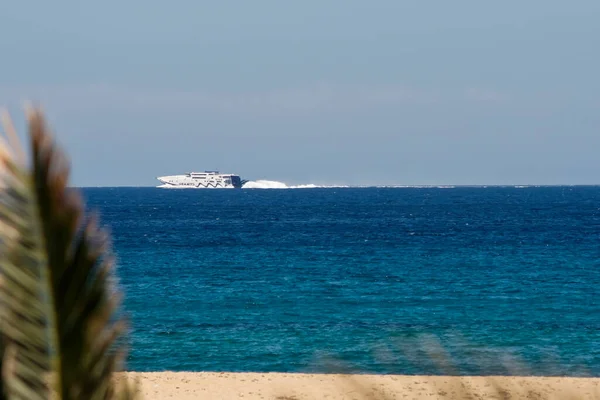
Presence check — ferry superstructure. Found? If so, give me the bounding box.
[156,171,247,188]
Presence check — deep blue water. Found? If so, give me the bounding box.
[82,186,600,376]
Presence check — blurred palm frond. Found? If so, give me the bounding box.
[0,107,137,399]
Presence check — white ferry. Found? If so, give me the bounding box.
[156,171,248,189]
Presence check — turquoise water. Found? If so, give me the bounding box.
[83,186,600,375]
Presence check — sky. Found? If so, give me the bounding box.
[1,1,599,186]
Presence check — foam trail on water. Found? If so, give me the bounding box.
[242,180,288,189]
[243,180,353,189]
[242,180,323,189]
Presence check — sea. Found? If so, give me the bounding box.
[82,185,600,376]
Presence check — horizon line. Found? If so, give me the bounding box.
[69,184,600,189]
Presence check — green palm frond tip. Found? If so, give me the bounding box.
[0,107,139,399]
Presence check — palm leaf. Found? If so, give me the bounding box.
[0,107,137,399]
[0,111,52,400]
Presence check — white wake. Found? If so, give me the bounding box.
[242,180,346,189]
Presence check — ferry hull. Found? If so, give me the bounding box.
[156,172,247,189]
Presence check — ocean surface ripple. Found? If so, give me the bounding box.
[82,186,600,375]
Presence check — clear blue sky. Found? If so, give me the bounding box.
[1,1,599,186]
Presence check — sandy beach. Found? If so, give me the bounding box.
[120,372,600,399]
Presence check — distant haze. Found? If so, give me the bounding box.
[1,1,599,186]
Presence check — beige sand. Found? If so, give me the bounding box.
[119,372,600,399]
